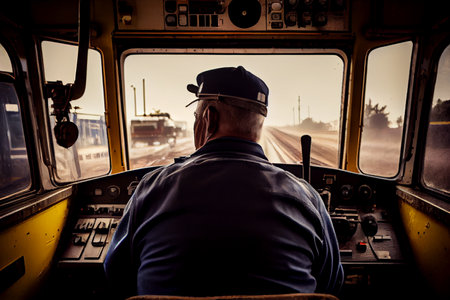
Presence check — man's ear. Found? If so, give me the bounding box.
[205,106,219,136]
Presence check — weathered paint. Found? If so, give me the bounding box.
[0,199,69,300]
[398,200,450,297]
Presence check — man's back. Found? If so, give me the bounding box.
[104,138,343,297]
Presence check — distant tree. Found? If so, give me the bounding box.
[430,99,450,122]
[301,117,315,129]
[300,117,332,131]
[365,99,390,129]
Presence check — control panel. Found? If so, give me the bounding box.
[58,164,405,269]
[54,164,409,298]
[329,207,403,262]
[58,204,125,266]
[116,0,349,32]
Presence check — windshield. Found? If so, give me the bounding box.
[123,51,345,169]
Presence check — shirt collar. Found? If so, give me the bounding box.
[192,137,268,160]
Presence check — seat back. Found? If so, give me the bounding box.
[127,293,339,300]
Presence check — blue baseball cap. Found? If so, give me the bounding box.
[186,66,269,116]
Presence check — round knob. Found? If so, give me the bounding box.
[332,216,357,242]
[271,3,282,11]
[340,185,353,200]
[361,214,378,236]
[358,184,373,201]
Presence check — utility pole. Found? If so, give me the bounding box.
[131,85,137,116]
[293,107,295,126]
[298,96,301,125]
[142,78,146,116]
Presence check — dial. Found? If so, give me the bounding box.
[358,184,373,202]
[340,184,353,201]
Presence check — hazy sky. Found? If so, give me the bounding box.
[0,44,13,72]
[364,41,413,126]
[42,41,105,115]
[433,44,450,104]
[40,40,420,130]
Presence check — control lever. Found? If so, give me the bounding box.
[301,135,311,183]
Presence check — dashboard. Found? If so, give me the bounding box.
[56,162,406,272]
[50,148,413,300]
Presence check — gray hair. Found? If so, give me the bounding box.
[199,98,265,141]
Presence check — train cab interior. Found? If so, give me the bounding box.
[0,0,449,299]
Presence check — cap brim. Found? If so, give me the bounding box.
[185,98,201,107]
[187,84,199,95]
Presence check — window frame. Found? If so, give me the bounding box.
[419,40,450,199]
[39,38,111,184]
[119,47,349,170]
[358,40,415,179]
[0,37,38,208]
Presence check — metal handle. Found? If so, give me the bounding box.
[301,135,311,183]
[72,0,91,100]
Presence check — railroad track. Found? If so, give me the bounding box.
[262,127,337,167]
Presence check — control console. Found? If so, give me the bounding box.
[329,207,403,263]
[59,164,406,267]
[58,204,125,266]
[54,164,409,297]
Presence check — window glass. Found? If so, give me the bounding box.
[123,52,344,169]
[0,44,13,72]
[359,41,413,177]
[422,44,450,195]
[0,82,31,199]
[41,41,110,182]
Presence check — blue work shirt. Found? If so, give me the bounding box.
[104,137,343,298]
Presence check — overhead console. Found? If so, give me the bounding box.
[116,0,349,32]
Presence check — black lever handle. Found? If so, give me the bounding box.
[301,135,311,183]
[72,0,91,100]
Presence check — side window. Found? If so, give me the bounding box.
[41,41,110,182]
[422,44,450,195]
[0,43,32,200]
[359,41,413,177]
[0,44,13,72]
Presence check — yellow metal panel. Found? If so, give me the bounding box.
[92,0,126,174]
[399,200,450,297]
[0,200,69,300]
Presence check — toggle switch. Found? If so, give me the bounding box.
[92,233,107,247]
[356,241,367,252]
[95,221,109,234]
[72,234,87,246]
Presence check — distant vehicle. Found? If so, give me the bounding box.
[174,121,188,137]
[130,113,177,147]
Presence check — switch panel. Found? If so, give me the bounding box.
[59,205,125,266]
[116,0,349,32]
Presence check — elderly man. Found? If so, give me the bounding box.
[104,66,343,298]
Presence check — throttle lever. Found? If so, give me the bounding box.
[301,135,311,183]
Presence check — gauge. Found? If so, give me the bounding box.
[340,184,353,201]
[228,0,261,28]
[358,184,373,202]
[107,185,120,199]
